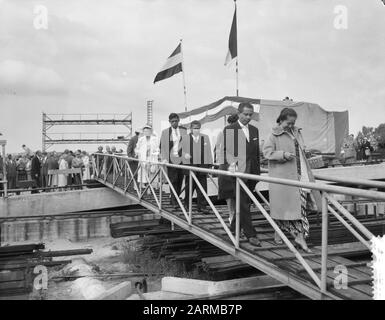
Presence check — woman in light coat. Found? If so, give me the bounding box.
[263,108,321,253]
[57,154,69,189]
[81,151,91,180]
[135,125,160,191]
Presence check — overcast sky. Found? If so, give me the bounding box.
[0,0,384,153]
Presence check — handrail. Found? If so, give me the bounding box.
[313,173,385,189]
[93,153,385,201]
[261,167,385,189]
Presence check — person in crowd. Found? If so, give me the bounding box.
[71,151,84,187]
[47,152,59,188]
[127,129,141,178]
[181,120,213,214]
[160,113,188,209]
[128,129,141,158]
[40,151,49,189]
[16,154,28,181]
[218,102,261,247]
[353,136,361,161]
[361,137,373,162]
[0,155,3,192]
[95,146,104,178]
[64,150,74,187]
[104,145,113,176]
[263,108,321,253]
[22,144,33,157]
[31,151,42,193]
[58,154,68,190]
[135,124,160,192]
[82,151,91,180]
[25,155,32,180]
[214,114,239,165]
[5,154,18,192]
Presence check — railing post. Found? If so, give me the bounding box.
[139,162,142,198]
[112,157,116,186]
[235,178,240,249]
[123,161,127,191]
[321,191,329,296]
[159,168,162,210]
[189,170,193,225]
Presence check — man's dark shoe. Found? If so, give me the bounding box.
[248,236,261,247]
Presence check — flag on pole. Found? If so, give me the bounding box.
[224,4,237,66]
[154,43,183,83]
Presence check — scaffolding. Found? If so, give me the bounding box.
[147,100,153,127]
[42,113,132,151]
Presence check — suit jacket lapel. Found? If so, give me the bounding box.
[236,121,249,142]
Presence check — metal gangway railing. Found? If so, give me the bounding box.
[93,153,381,300]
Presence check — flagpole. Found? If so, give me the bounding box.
[236,58,239,97]
[234,0,239,97]
[180,39,188,112]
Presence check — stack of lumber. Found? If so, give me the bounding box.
[0,243,92,296]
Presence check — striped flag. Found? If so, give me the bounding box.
[154,43,183,83]
[224,4,237,66]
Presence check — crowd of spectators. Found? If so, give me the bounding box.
[0,146,100,194]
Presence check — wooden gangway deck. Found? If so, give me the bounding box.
[94,154,379,300]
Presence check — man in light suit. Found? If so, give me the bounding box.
[181,120,213,214]
[218,102,261,246]
[160,113,187,209]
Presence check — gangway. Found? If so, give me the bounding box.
[93,153,378,300]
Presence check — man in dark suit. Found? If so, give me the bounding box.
[160,113,188,209]
[127,129,140,158]
[40,152,49,189]
[31,151,42,193]
[218,102,261,246]
[5,154,17,191]
[181,120,213,214]
[127,129,140,179]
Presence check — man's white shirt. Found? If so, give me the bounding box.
[192,134,200,144]
[238,120,250,142]
[171,127,180,156]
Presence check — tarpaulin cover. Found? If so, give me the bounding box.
[177,96,348,155]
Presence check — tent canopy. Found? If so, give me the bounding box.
[177,96,349,155]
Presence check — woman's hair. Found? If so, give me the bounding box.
[227,114,239,124]
[276,108,298,124]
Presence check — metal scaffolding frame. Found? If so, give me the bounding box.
[42,113,132,151]
[147,100,154,127]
